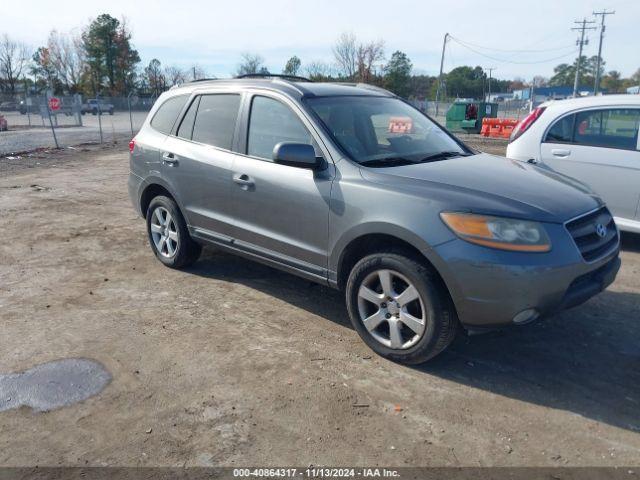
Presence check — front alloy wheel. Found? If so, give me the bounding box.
[346,252,458,364]
[357,269,426,349]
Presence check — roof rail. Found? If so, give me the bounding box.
[235,73,313,83]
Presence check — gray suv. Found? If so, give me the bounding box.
[129,76,621,364]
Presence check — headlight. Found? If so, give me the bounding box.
[440,212,551,252]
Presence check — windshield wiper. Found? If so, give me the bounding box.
[358,157,415,168]
[417,151,469,163]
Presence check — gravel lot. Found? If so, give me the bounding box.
[0,141,639,468]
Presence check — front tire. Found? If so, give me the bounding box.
[146,196,201,268]
[346,252,458,364]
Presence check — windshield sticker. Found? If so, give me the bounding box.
[388,116,413,134]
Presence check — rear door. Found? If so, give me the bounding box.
[162,93,242,239]
[540,107,640,222]
[229,93,334,279]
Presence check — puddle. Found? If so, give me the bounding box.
[0,358,111,412]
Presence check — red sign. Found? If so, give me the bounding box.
[388,116,413,134]
[48,97,61,111]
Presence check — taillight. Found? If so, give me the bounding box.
[128,138,136,154]
[509,107,546,143]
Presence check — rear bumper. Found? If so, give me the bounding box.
[431,229,620,327]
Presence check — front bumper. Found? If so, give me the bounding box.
[430,223,620,327]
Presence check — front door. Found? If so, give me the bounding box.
[230,94,333,278]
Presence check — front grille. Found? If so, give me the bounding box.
[566,207,619,262]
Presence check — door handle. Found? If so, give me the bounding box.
[232,173,254,189]
[162,152,179,166]
[551,149,571,158]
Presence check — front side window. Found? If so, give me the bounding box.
[150,95,188,135]
[247,96,313,160]
[191,94,241,150]
[306,96,466,165]
[545,114,574,143]
[573,108,640,150]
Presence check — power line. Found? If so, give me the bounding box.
[448,36,578,65]
[447,35,576,53]
[593,9,615,94]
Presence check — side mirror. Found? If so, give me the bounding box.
[273,142,322,170]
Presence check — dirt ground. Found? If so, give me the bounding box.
[1,140,639,468]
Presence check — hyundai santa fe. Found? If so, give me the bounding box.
[128,75,621,364]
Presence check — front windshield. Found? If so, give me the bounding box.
[306,96,467,165]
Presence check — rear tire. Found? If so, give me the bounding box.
[346,251,458,364]
[146,196,201,268]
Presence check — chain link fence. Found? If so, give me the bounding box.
[0,93,532,157]
[0,93,158,156]
[409,99,531,124]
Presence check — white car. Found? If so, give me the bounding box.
[506,94,640,233]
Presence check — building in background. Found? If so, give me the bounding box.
[627,85,640,94]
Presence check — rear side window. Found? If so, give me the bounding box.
[191,94,241,150]
[247,96,312,160]
[150,95,188,134]
[545,114,574,143]
[573,109,640,150]
[176,97,200,139]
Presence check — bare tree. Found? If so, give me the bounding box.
[47,30,85,93]
[305,60,333,81]
[356,39,384,83]
[165,65,186,86]
[332,32,357,79]
[236,53,265,76]
[0,34,29,94]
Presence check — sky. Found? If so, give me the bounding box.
[3,0,639,81]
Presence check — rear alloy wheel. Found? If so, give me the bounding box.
[346,252,458,364]
[150,207,179,258]
[146,196,201,268]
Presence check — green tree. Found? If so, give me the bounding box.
[82,14,140,95]
[444,66,486,99]
[283,56,301,76]
[144,58,164,95]
[549,56,603,88]
[601,70,623,93]
[383,51,412,98]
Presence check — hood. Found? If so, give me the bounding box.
[360,153,602,223]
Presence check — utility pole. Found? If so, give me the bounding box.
[572,18,597,98]
[435,33,449,117]
[593,9,615,95]
[486,67,496,102]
